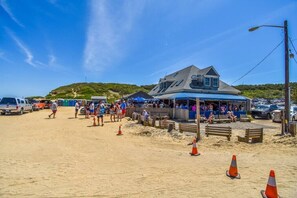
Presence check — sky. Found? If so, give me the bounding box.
[0,0,297,97]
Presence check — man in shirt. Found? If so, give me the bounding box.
[49,100,58,118]
[120,100,127,119]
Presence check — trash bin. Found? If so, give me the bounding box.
[289,122,296,137]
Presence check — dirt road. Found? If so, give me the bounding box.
[0,107,296,197]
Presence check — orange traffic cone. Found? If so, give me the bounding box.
[261,170,280,198]
[226,155,241,179]
[93,117,96,126]
[117,125,123,136]
[189,138,200,156]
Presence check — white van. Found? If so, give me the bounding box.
[0,97,33,115]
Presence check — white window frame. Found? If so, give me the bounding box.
[204,77,210,86]
[212,78,219,87]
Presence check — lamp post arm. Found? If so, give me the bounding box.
[260,25,284,28]
[248,24,284,32]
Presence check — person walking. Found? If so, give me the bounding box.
[120,100,127,119]
[75,101,80,118]
[49,100,58,118]
[97,101,105,126]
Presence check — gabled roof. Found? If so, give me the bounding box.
[123,91,153,99]
[148,65,240,96]
[199,66,220,77]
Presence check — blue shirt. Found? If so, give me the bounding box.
[120,102,126,110]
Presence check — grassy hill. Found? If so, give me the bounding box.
[46,82,297,103]
[234,82,297,102]
[46,83,155,102]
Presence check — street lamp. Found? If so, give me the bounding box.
[249,20,290,134]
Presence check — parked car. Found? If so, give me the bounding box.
[0,97,33,115]
[271,105,297,122]
[27,99,40,111]
[292,106,297,121]
[251,104,279,119]
[40,99,52,109]
[34,100,46,110]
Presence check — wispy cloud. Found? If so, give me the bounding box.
[6,29,38,68]
[83,0,145,72]
[0,50,13,63]
[0,0,24,28]
[48,54,56,65]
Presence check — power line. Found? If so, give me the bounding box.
[230,40,284,85]
[289,37,297,54]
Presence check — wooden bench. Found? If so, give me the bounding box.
[205,125,232,141]
[148,117,156,127]
[150,112,169,120]
[218,115,232,123]
[179,123,197,133]
[140,115,149,126]
[240,114,251,122]
[238,128,263,143]
[132,112,139,121]
[160,120,175,129]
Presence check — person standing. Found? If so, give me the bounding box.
[120,100,127,119]
[89,102,95,116]
[109,102,116,122]
[85,103,90,119]
[75,101,80,118]
[115,102,122,122]
[97,101,105,126]
[49,100,58,118]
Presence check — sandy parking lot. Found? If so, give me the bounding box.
[0,107,296,197]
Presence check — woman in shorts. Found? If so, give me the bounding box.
[115,103,122,122]
[109,102,115,122]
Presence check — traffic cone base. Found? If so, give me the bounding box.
[189,152,201,156]
[226,170,241,179]
[260,190,280,198]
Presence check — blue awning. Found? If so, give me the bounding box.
[154,92,247,101]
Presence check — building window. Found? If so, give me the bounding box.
[204,77,210,86]
[212,78,219,87]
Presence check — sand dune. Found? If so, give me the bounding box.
[0,107,296,197]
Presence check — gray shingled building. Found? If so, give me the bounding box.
[149,65,249,119]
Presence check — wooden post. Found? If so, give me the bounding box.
[196,98,201,140]
[173,99,176,119]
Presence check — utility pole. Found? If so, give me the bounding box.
[284,20,290,134]
[249,20,290,135]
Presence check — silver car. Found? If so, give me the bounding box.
[272,106,297,122]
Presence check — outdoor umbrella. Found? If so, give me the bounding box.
[133,97,145,103]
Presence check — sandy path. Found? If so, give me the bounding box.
[0,107,296,197]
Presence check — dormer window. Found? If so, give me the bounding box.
[212,78,219,87]
[204,77,210,86]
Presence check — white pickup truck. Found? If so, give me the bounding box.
[0,97,33,115]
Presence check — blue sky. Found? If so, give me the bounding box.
[0,0,296,97]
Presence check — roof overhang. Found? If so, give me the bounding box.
[154,92,247,101]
